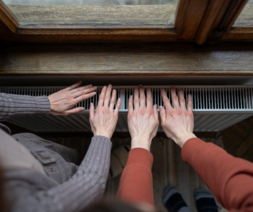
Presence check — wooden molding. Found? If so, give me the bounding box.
[16,26,177,42]
[222,27,253,41]
[0,0,18,33]
[175,0,209,41]
[195,0,225,45]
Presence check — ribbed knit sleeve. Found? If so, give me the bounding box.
[35,136,112,212]
[0,93,50,121]
[182,138,253,212]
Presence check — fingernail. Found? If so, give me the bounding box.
[135,88,138,92]
[113,89,116,94]
[129,95,133,100]
[159,106,163,110]
[108,84,112,88]
[93,86,97,89]
[188,94,192,99]
[103,86,106,90]
[118,98,121,101]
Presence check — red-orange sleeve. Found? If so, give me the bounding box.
[182,138,253,212]
[116,148,154,206]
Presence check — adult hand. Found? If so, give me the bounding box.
[128,85,159,151]
[89,85,121,139]
[160,86,196,148]
[48,81,97,116]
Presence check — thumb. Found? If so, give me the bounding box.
[159,106,166,126]
[153,104,158,122]
[89,103,95,121]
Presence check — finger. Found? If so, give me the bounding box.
[72,86,97,97]
[147,88,152,109]
[178,88,186,111]
[65,81,82,91]
[70,84,93,93]
[114,98,121,115]
[139,85,145,109]
[74,92,96,105]
[72,87,97,98]
[187,94,193,112]
[110,89,117,111]
[104,84,112,108]
[134,88,139,110]
[128,95,133,114]
[98,86,107,107]
[171,85,179,109]
[159,106,166,126]
[89,103,95,120]
[153,104,158,121]
[161,89,172,113]
[65,107,85,115]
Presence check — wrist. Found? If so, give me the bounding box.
[131,136,151,151]
[94,131,111,139]
[176,132,196,148]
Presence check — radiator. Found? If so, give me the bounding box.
[1,86,253,132]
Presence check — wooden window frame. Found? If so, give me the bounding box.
[0,0,251,44]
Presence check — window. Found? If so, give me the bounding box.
[3,0,178,26]
[234,0,253,26]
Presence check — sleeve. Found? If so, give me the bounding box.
[0,93,50,121]
[181,138,253,212]
[116,148,154,206]
[6,136,112,212]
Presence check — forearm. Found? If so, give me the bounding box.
[7,136,112,212]
[0,93,50,121]
[182,138,253,211]
[117,148,154,206]
[46,136,111,212]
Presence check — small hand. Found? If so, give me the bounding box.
[48,81,97,116]
[89,84,121,139]
[128,85,159,151]
[160,86,196,148]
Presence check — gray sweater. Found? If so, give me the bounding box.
[0,93,111,212]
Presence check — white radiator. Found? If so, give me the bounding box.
[1,86,253,132]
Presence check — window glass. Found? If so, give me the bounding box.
[234,0,253,26]
[3,0,178,26]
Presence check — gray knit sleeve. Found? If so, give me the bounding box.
[0,93,50,121]
[6,136,112,212]
[44,136,111,212]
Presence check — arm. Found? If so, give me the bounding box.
[7,85,121,212]
[182,138,253,212]
[117,148,154,205]
[0,93,50,121]
[117,85,159,207]
[160,86,253,212]
[6,135,111,212]
[0,81,97,121]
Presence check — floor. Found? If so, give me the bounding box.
[4,115,253,212]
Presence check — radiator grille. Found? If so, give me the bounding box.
[1,86,253,132]
[1,86,253,111]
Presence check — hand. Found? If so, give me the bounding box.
[48,81,97,116]
[128,85,159,151]
[160,86,196,148]
[89,85,121,139]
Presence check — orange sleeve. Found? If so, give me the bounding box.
[116,148,154,206]
[182,138,253,212]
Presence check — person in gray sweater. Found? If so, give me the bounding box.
[0,82,121,212]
